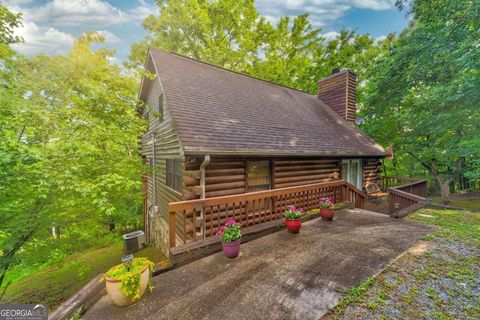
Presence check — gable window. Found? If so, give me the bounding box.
[166,159,182,192]
[247,160,271,192]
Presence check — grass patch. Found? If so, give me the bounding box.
[410,209,480,245]
[324,209,480,320]
[431,196,480,211]
[331,277,375,319]
[1,243,170,309]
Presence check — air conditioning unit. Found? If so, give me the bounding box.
[122,230,146,254]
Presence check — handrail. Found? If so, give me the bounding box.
[387,187,428,202]
[168,180,365,248]
[382,176,428,216]
[169,180,365,211]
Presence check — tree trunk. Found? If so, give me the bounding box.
[439,181,451,204]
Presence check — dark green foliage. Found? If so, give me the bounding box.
[362,0,480,202]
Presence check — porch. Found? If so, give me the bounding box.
[166,176,428,254]
[168,180,365,249]
[364,176,429,216]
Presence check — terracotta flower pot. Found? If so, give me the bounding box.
[320,208,335,221]
[105,264,150,307]
[285,218,302,233]
[222,238,241,258]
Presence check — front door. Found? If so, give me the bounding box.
[341,159,363,189]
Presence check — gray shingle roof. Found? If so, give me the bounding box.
[149,48,385,157]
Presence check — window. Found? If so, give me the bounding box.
[166,159,182,192]
[341,159,363,189]
[247,160,271,192]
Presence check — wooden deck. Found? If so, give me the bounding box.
[166,176,428,251]
[168,180,365,248]
[364,177,428,216]
[365,193,389,214]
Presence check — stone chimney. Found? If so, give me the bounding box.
[317,69,357,124]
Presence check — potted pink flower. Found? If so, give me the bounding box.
[216,219,241,258]
[319,197,336,221]
[284,205,304,233]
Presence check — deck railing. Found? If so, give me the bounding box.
[380,176,428,216]
[168,180,365,248]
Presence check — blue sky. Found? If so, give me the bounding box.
[3,0,408,63]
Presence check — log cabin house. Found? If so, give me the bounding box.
[140,48,386,256]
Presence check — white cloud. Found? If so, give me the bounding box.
[256,0,393,27]
[322,31,340,41]
[4,1,127,56]
[1,0,33,6]
[12,21,75,55]
[97,30,120,43]
[128,0,157,21]
[26,0,129,27]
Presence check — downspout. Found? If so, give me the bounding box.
[149,132,157,244]
[199,155,210,199]
[199,155,210,239]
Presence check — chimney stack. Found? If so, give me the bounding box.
[317,69,357,124]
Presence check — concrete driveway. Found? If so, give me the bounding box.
[84,209,432,320]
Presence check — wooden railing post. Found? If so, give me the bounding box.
[169,210,176,248]
[342,184,348,203]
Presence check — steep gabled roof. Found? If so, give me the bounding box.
[147,48,385,157]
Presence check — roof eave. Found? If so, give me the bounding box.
[183,149,387,158]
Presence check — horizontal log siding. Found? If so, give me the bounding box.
[183,156,246,200]
[176,156,379,243]
[206,158,246,197]
[363,158,382,185]
[140,66,184,255]
[273,158,341,188]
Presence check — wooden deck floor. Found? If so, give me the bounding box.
[364,194,389,215]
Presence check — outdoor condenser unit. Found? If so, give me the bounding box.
[122,230,146,254]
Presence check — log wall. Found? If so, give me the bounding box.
[273,158,341,188]
[363,158,382,186]
[184,156,383,199]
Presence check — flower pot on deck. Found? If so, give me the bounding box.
[320,208,335,221]
[105,264,150,307]
[222,238,241,258]
[285,218,302,233]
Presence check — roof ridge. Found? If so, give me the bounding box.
[149,47,315,96]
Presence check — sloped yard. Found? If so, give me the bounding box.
[324,209,480,320]
[1,242,170,309]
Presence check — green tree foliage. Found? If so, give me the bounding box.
[362,0,480,202]
[0,4,23,45]
[128,0,270,70]
[246,14,322,91]
[0,32,145,289]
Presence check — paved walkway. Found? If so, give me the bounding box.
[84,209,432,320]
